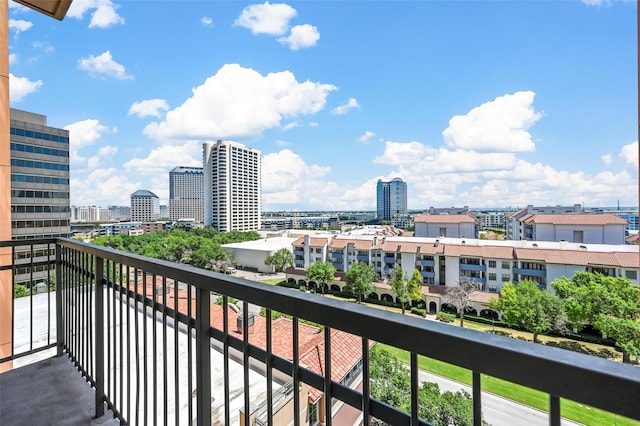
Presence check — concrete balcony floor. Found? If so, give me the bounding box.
[0,355,118,426]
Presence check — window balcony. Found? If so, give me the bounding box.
[1,238,639,426]
[513,267,547,277]
[459,263,487,272]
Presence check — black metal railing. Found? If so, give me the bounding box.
[2,237,640,426]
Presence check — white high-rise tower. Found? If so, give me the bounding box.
[203,140,261,232]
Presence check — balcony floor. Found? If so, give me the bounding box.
[0,355,117,426]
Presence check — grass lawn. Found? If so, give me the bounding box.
[257,278,284,285]
[380,343,639,426]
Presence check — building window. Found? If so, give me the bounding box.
[308,401,319,425]
[626,270,638,280]
[488,273,497,281]
[488,260,496,268]
[501,274,510,282]
[501,261,510,269]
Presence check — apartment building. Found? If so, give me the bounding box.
[376,178,410,228]
[169,166,204,223]
[130,190,160,222]
[413,213,478,239]
[107,205,131,221]
[71,205,108,222]
[287,235,638,314]
[521,214,628,245]
[505,204,582,240]
[261,215,339,231]
[203,140,261,232]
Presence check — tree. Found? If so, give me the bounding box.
[553,272,640,363]
[442,280,481,328]
[390,267,423,314]
[344,262,376,303]
[306,261,336,295]
[490,280,565,343]
[264,248,293,273]
[370,346,486,426]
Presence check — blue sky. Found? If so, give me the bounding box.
[8,0,638,211]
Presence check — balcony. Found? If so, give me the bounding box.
[293,249,304,256]
[331,252,344,259]
[420,270,435,278]
[383,256,396,263]
[356,254,369,261]
[420,259,435,267]
[459,263,487,272]
[513,267,547,277]
[1,238,639,425]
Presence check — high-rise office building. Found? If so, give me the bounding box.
[376,178,408,225]
[130,190,160,222]
[169,166,204,223]
[10,108,70,288]
[10,108,70,240]
[203,140,261,232]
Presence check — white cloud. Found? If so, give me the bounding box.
[8,19,32,36]
[234,2,297,35]
[9,73,42,103]
[98,145,118,157]
[619,141,638,169]
[144,64,336,141]
[67,0,99,19]
[601,154,612,165]
[358,131,376,144]
[71,168,140,206]
[78,50,132,80]
[64,119,108,152]
[278,24,320,50]
[373,141,436,166]
[128,99,170,119]
[201,16,213,26]
[123,141,202,175]
[308,121,319,127]
[331,98,360,115]
[8,53,16,64]
[89,0,125,28]
[68,0,124,29]
[262,149,331,205]
[32,41,54,54]
[442,90,542,153]
[283,121,302,131]
[582,0,611,6]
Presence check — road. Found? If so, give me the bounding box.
[418,369,582,426]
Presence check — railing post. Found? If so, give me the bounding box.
[55,244,63,356]
[94,256,105,418]
[549,395,560,426]
[472,371,482,426]
[196,287,211,426]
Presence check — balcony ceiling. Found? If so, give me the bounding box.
[12,0,73,20]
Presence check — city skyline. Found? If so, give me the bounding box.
[7,0,638,211]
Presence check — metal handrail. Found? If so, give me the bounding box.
[4,237,640,425]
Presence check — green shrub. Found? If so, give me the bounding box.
[410,307,426,317]
[437,311,455,323]
[14,284,29,298]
